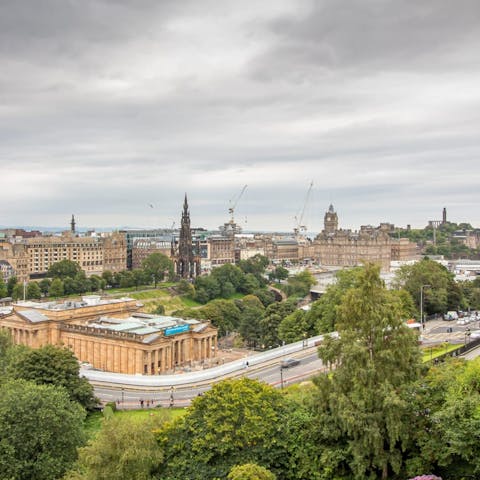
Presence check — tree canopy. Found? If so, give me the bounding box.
[158,378,287,479]
[47,259,81,279]
[6,344,97,410]
[142,252,174,287]
[315,263,422,479]
[66,414,165,480]
[0,379,86,480]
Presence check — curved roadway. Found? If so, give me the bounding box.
[85,337,329,408]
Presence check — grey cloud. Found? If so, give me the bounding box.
[250,0,480,81]
[0,0,479,230]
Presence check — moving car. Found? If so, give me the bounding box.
[280,358,300,368]
[444,311,458,321]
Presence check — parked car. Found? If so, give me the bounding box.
[457,318,470,326]
[280,358,300,368]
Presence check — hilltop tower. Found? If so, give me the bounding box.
[442,207,447,224]
[70,214,76,234]
[324,204,338,234]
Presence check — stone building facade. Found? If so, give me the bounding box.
[207,235,235,266]
[131,238,173,269]
[0,231,127,281]
[0,295,217,375]
[313,205,417,271]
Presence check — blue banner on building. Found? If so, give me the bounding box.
[164,324,190,336]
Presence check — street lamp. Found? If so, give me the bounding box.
[280,365,284,390]
[121,388,125,409]
[420,284,431,329]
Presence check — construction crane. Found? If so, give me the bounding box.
[294,181,313,237]
[228,184,248,224]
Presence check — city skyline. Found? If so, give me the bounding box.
[1,0,479,230]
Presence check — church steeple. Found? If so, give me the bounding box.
[70,214,76,234]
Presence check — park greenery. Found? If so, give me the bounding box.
[396,221,479,259]
[3,262,480,478]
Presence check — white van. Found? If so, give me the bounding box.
[444,311,458,321]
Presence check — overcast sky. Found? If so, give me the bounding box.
[1,0,479,233]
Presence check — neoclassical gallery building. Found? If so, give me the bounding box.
[0,295,218,375]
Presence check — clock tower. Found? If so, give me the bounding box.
[324,204,338,234]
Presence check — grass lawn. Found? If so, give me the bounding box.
[84,407,186,439]
[180,296,201,307]
[422,343,460,362]
[129,289,170,300]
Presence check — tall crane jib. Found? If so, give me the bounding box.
[294,181,313,237]
[229,184,248,223]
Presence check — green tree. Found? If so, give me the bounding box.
[315,263,422,479]
[7,344,97,410]
[73,271,91,294]
[12,282,24,300]
[260,301,297,348]
[177,278,195,297]
[0,328,13,375]
[7,275,18,296]
[132,269,147,289]
[47,259,81,279]
[241,273,260,294]
[26,281,42,300]
[153,303,165,315]
[89,275,102,292]
[211,263,245,292]
[39,278,52,296]
[305,267,363,334]
[198,299,241,337]
[394,258,457,315]
[404,358,480,479]
[0,379,86,480]
[269,266,289,283]
[278,309,312,344]
[64,277,76,295]
[237,295,265,347]
[228,463,276,480]
[67,414,165,480]
[142,253,174,287]
[194,275,221,303]
[252,288,276,307]
[238,254,269,276]
[101,270,113,287]
[0,275,7,298]
[282,270,316,298]
[119,270,134,288]
[158,378,287,480]
[48,278,65,298]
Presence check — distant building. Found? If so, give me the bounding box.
[120,228,174,269]
[313,205,417,271]
[0,260,14,282]
[0,220,127,281]
[0,295,218,375]
[207,235,235,266]
[131,237,173,269]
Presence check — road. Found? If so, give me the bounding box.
[92,349,326,408]
[422,318,480,345]
[91,318,480,408]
